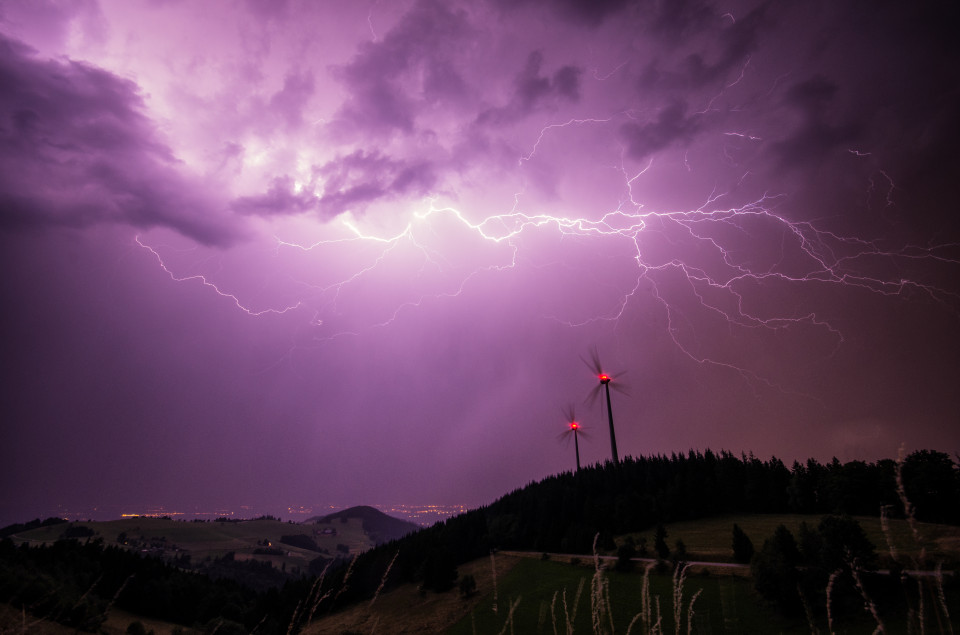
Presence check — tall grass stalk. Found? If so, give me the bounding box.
[327,552,359,615]
[918,576,926,635]
[895,445,923,555]
[491,552,499,616]
[889,446,957,634]
[590,534,615,634]
[568,577,585,634]
[305,561,332,625]
[641,563,654,633]
[799,584,819,635]
[550,591,559,635]
[686,589,702,635]
[880,505,899,563]
[934,563,953,635]
[285,596,304,635]
[672,564,688,635]
[369,551,398,607]
[849,561,884,634]
[825,569,839,634]
[496,596,522,635]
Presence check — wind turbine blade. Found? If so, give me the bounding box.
[581,346,603,375]
[610,382,631,397]
[585,383,603,405]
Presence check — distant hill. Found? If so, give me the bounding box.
[308,505,419,544]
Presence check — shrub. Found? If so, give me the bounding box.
[732,524,754,563]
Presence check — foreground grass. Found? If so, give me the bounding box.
[449,556,958,634]
[302,556,522,634]
[447,557,802,634]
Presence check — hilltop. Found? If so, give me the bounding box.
[308,505,420,545]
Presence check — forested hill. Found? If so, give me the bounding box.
[317,449,959,609]
[308,505,420,544]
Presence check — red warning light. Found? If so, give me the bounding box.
[569,422,580,430]
[599,373,610,383]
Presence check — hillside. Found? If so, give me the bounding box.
[2,448,958,634]
[308,505,420,545]
[291,449,960,620]
[6,515,374,589]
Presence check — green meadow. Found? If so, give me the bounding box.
[622,513,960,566]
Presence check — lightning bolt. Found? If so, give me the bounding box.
[136,236,302,316]
[135,113,960,395]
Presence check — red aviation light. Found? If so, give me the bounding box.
[569,422,580,430]
[599,373,610,383]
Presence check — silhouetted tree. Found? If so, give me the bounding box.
[815,515,877,572]
[902,450,960,524]
[672,539,687,566]
[752,525,802,615]
[615,541,637,572]
[420,547,457,593]
[731,524,754,563]
[458,574,477,598]
[654,524,669,560]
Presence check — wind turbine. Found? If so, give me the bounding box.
[583,348,628,465]
[558,404,586,472]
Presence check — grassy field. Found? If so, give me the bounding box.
[622,513,960,566]
[9,516,375,573]
[305,554,933,634]
[303,555,523,634]
[447,554,958,634]
[446,557,801,634]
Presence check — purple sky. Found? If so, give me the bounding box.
[2,0,959,526]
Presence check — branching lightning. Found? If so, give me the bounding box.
[135,113,960,393]
[136,236,302,316]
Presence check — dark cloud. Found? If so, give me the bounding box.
[770,76,860,170]
[269,70,315,130]
[648,0,717,38]
[477,51,583,124]
[231,175,317,215]
[0,34,239,245]
[516,51,582,108]
[619,101,699,160]
[315,150,436,217]
[492,0,632,26]
[638,5,765,95]
[231,150,437,218]
[331,0,472,137]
